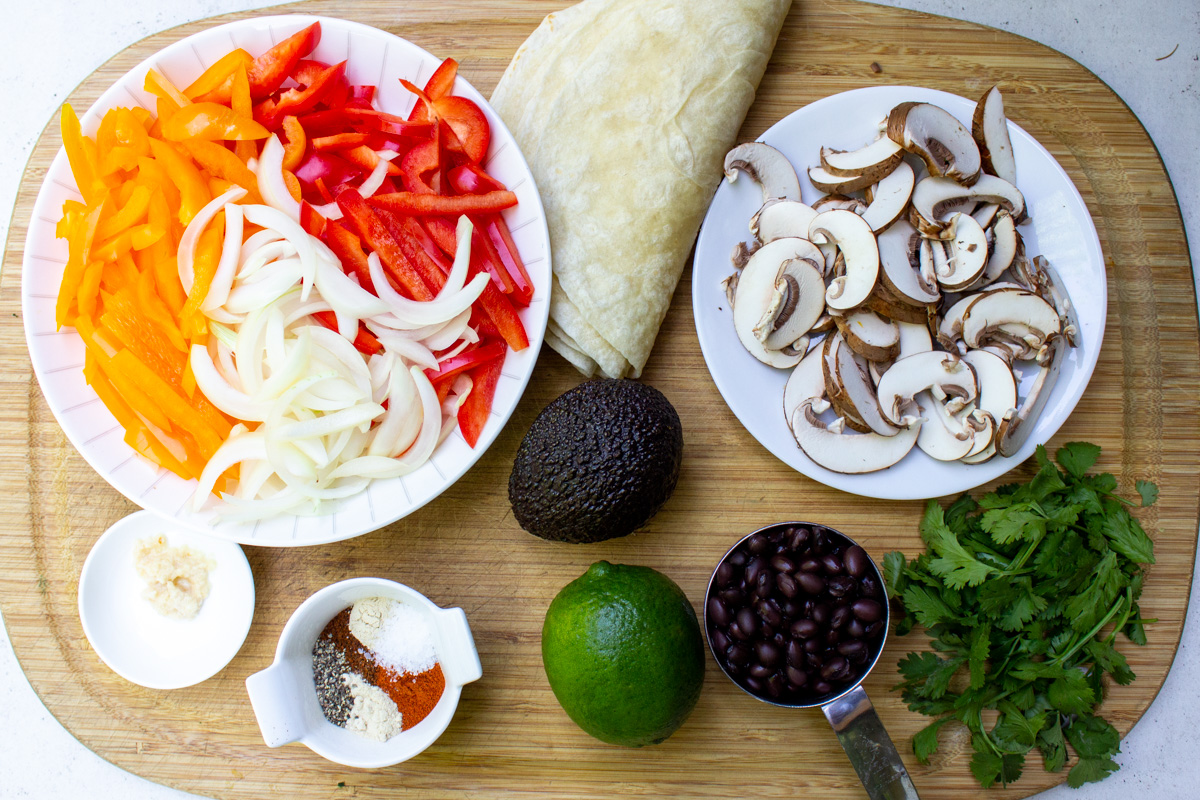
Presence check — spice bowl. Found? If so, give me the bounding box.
[245,577,482,768]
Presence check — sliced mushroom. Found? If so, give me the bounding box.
[971,202,1000,230]
[725,142,802,202]
[861,160,915,232]
[752,199,820,244]
[877,219,940,306]
[831,329,904,436]
[1029,256,1081,347]
[864,283,933,325]
[972,85,1017,184]
[979,211,1019,286]
[730,240,759,271]
[820,136,904,179]
[783,346,826,428]
[996,334,1067,457]
[810,210,879,312]
[887,102,982,185]
[812,194,869,214]
[732,238,819,368]
[910,174,1026,234]
[790,398,921,474]
[875,350,977,426]
[807,165,879,195]
[936,212,989,291]
[960,288,1061,350]
[915,391,977,461]
[754,255,827,351]
[957,348,1019,463]
[836,309,901,362]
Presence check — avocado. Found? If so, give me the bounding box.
[508,379,683,543]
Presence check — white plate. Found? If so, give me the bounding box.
[78,510,255,689]
[22,15,551,544]
[693,86,1106,500]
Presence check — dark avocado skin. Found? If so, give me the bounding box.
[508,379,683,544]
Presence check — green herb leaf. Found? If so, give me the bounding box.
[981,503,1046,546]
[1048,669,1096,715]
[970,750,1025,788]
[921,500,998,588]
[1067,757,1120,787]
[902,585,958,628]
[913,717,949,763]
[1038,719,1067,773]
[883,550,908,598]
[1065,714,1121,759]
[1099,507,1156,564]
[1136,480,1159,507]
[1056,442,1101,478]
[968,623,991,690]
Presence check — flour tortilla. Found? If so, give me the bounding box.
[491,0,792,378]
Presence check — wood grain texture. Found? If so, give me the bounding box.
[1,0,1197,798]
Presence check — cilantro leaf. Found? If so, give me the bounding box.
[1048,669,1096,715]
[921,500,998,588]
[883,550,908,599]
[1100,507,1156,564]
[1136,479,1159,507]
[1056,442,1101,478]
[913,717,949,763]
[970,750,1025,788]
[1065,551,1126,632]
[1067,757,1120,787]
[981,502,1046,545]
[992,709,1044,754]
[1065,714,1120,759]
[968,623,991,690]
[896,651,963,701]
[902,584,957,628]
[1038,719,1067,773]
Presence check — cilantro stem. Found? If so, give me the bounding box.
[1052,594,1128,667]
[1006,528,1046,573]
[1104,588,1135,646]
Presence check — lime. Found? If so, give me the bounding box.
[541,561,704,746]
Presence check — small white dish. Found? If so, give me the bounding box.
[693,85,1107,500]
[77,510,255,689]
[245,577,482,768]
[22,14,552,546]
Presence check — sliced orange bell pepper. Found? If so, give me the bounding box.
[185,49,253,99]
[280,116,306,170]
[95,184,151,241]
[161,102,269,142]
[135,268,187,353]
[180,139,261,200]
[56,200,104,327]
[230,64,257,164]
[60,105,100,205]
[147,138,211,225]
[110,349,229,458]
[180,222,225,340]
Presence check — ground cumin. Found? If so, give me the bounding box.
[316,605,446,732]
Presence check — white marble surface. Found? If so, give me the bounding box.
[1,0,1197,797]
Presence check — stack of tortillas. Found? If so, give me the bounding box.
[490,0,793,378]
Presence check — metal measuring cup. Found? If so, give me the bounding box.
[704,522,920,800]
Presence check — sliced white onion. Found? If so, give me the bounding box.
[177,186,248,295]
[421,310,473,352]
[192,429,268,511]
[202,203,245,311]
[255,135,301,220]
[190,343,273,421]
[368,251,488,326]
[242,204,319,299]
[392,366,441,465]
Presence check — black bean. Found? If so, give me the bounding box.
[745,557,765,587]
[787,639,805,666]
[745,676,764,693]
[747,534,769,554]
[776,572,799,598]
[736,608,759,637]
[825,629,841,646]
[830,605,853,630]
[716,561,736,588]
[771,555,796,573]
[811,531,828,553]
[710,629,731,653]
[806,652,825,669]
[860,575,881,599]
[766,673,785,697]
[791,619,818,639]
[758,600,783,628]
[790,527,811,550]
[761,623,776,640]
[786,665,808,687]
[844,545,869,578]
[749,663,773,680]
[810,603,830,626]
[799,558,823,573]
[718,587,744,606]
[852,598,884,623]
[755,571,773,598]
[822,554,844,574]
[827,575,857,598]
[768,527,787,544]
[707,597,732,627]
[846,619,866,639]
[728,620,749,641]
[865,621,884,639]
[781,600,801,618]
[756,641,782,667]
[727,643,751,665]
[728,550,747,567]
[813,680,833,695]
[803,637,822,655]
[822,657,850,682]
[837,640,866,659]
[797,572,825,595]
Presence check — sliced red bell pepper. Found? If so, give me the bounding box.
[335,187,434,301]
[295,151,360,199]
[457,353,504,447]
[323,219,373,287]
[246,22,321,100]
[432,96,490,164]
[425,340,506,386]
[312,132,371,151]
[423,58,458,101]
[348,85,376,107]
[310,311,383,356]
[297,108,432,138]
[422,216,458,258]
[448,162,505,195]
[373,208,449,292]
[256,61,347,130]
[481,215,534,306]
[299,201,327,238]
[342,145,401,177]
[400,139,440,194]
[470,225,517,295]
[370,190,517,216]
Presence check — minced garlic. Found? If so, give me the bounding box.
[133,535,215,620]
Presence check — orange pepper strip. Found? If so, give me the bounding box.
[130,221,165,250]
[280,116,306,170]
[76,261,104,321]
[96,184,151,241]
[110,349,229,458]
[161,102,270,142]
[92,229,134,263]
[60,105,100,205]
[230,64,257,164]
[102,287,185,385]
[135,268,188,353]
[181,139,262,200]
[141,189,186,315]
[184,49,253,99]
[283,169,302,202]
[145,68,191,110]
[113,108,152,155]
[180,222,224,340]
[147,138,211,225]
[56,200,104,327]
[137,155,181,214]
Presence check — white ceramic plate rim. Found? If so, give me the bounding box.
[22,15,552,545]
[693,86,1106,500]
[77,510,255,690]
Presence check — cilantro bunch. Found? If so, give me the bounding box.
[884,443,1157,789]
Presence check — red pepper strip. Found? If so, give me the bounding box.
[467,225,517,295]
[335,187,434,301]
[246,22,321,100]
[469,306,501,341]
[423,58,458,101]
[400,140,440,194]
[422,216,458,258]
[349,85,375,106]
[295,151,360,197]
[312,132,371,151]
[457,353,504,447]
[292,58,333,85]
[310,311,383,356]
[425,340,506,386]
[342,145,401,176]
[370,190,517,216]
[393,212,453,275]
[322,220,374,288]
[447,162,505,195]
[296,108,432,138]
[482,215,534,306]
[300,201,327,238]
[373,208,450,293]
[256,60,347,130]
[432,96,490,164]
[401,79,435,124]
[315,176,335,204]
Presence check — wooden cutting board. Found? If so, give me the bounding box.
[1,1,1196,798]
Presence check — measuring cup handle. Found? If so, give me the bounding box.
[437,607,483,686]
[245,661,306,748]
[821,685,921,800]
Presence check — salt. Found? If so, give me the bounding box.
[349,597,438,674]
